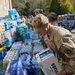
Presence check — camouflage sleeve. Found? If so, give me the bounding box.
[59,34,75,74]
[60,34,75,58]
[72,34,75,43]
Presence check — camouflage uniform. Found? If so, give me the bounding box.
[44,25,75,75]
[32,14,75,75]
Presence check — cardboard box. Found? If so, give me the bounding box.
[36,48,62,75]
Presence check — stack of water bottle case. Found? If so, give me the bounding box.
[0,8,21,60]
[0,9,27,75]
[3,31,45,75]
[0,8,45,75]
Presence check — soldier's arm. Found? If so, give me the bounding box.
[57,70,66,75]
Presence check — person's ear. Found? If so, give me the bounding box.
[45,23,48,27]
[44,23,49,31]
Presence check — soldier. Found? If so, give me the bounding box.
[34,8,47,48]
[27,8,43,29]
[32,14,75,75]
[34,8,43,16]
[47,12,58,25]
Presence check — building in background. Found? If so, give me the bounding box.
[0,0,12,17]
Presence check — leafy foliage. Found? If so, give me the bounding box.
[12,0,75,16]
[49,0,74,15]
[70,0,75,13]
[12,0,26,15]
[24,2,30,16]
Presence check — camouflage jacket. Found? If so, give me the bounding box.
[44,25,75,74]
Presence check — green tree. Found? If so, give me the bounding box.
[12,0,26,15]
[70,0,75,13]
[12,0,75,15]
[49,0,74,15]
[44,0,52,15]
[24,2,30,16]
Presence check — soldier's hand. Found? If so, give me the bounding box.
[39,37,43,42]
[29,50,34,58]
[29,42,34,58]
[31,42,34,47]
[57,70,66,75]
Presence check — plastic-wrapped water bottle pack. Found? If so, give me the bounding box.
[10,41,23,50]
[20,40,45,74]
[20,54,44,75]
[3,50,19,65]
[20,41,44,55]
[5,59,27,75]
[33,42,44,54]
[29,31,41,40]
[20,54,31,68]
[20,44,32,55]
[3,39,44,75]
[24,39,32,45]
